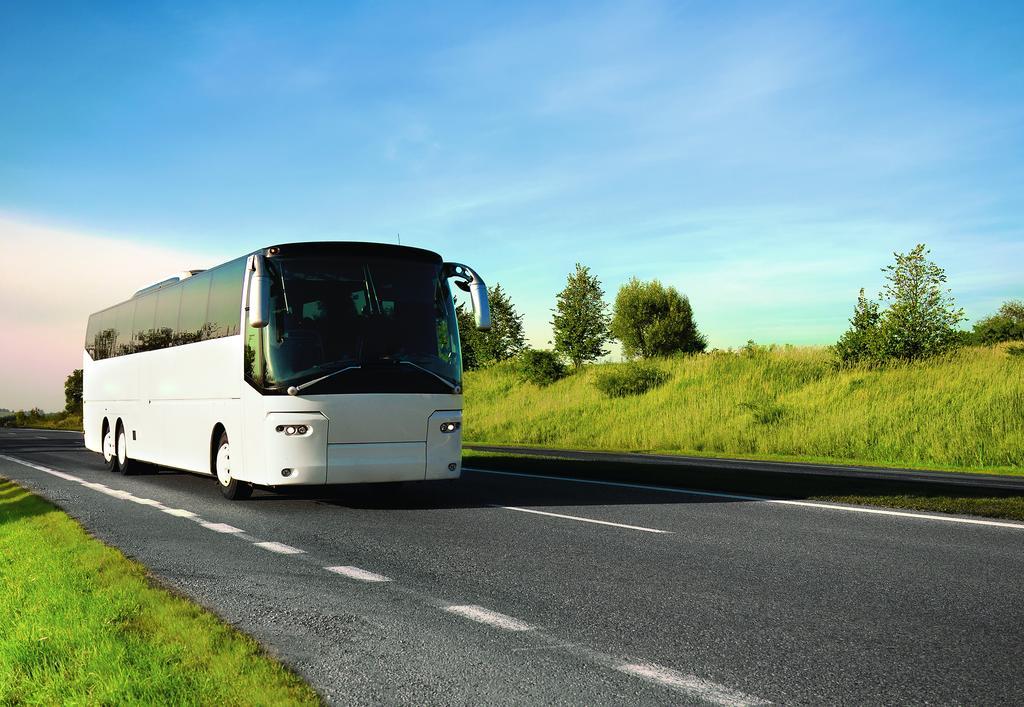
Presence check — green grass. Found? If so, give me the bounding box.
[0,479,320,705]
[463,450,1024,521]
[0,411,82,431]
[464,344,1024,474]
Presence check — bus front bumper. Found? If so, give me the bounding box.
[260,410,462,486]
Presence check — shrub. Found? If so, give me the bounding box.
[515,349,569,386]
[1007,344,1024,358]
[973,300,1024,344]
[594,363,669,398]
[610,278,706,358]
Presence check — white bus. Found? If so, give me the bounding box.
[83,242,490,499]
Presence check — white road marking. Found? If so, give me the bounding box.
[618,663,768,706]
[254,541,305,554]
[199,521,245,534]
[444,604,534,632]
[0,455,83,482]
[162,507,198,518]
[126,496,165,508]
[324,566,392,582]
[468,468,1024,531]
[496,505,671,534]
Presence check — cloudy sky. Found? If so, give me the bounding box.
[2,1,1022,410]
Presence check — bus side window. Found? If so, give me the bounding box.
[95,308,117,360]
[154,287,181,350]
[85,313,100,358]
[208,257,246,338]
[177,273,212,345]
[244,307,264,386]
[132,294,158,352]
[115,302,136,356]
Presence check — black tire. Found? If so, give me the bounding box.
[116,423,141,476]
[102,422,120,473]
[214,431,252,500]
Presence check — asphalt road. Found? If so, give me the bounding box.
[2,428,1023,705]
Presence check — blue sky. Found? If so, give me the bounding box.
[1,1,1023,406]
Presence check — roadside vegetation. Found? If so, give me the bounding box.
[458,244,1023,475]
[464,343,1023,473]
[0,478,319,704]
[1,369,83,430]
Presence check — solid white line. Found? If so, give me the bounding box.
[467,467,1024,531]
[0,455,83,482]
[618,663,768,706]
[324,566,392,582]
[444,604,534,632]
[496,505,671,534]
[254,541,305,555]
[199,521,245,534]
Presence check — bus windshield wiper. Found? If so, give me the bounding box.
[396,360,460,393]
[286,365,361,396]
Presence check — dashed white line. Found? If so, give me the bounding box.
[618,663,769,706]
[324,566,392,582]
[496,505,671,534]
[162,507,199,518]
[469,468,1024,531]
[199,521,245,534]
[444,604,534,632]
[254,541,305,555]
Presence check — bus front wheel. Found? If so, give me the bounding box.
[215,431,252,500]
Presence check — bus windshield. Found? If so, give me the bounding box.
[260,254,462,394]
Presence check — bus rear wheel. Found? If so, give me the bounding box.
[117,422,142,476]
[215,431,252,500]
[103,423,120,473]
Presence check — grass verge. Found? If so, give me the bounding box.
[0,478,320,705]
[463,450,1024,522]
[464,344,1024,474]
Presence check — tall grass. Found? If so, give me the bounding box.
[464,344,1024,473]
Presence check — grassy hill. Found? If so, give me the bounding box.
[463,344,1024,474]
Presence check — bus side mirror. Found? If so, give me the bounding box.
[248,255,271,328]
[444,262,490,331]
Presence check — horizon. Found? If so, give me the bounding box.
[2,1,1023,410]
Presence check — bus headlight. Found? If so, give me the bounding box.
[439,421,460,433]
[276,425,309,436]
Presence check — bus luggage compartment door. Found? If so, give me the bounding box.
[326,442,426,484]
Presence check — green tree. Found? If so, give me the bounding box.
[874,244,964,361]
[455,302,481,370]
[972,300,1024,344]
[610,278,706,358]
[475,284,527,366]
[455,284,526,370]
[833,288,881,365]
[551,263,612,369]
[64,369,83,414]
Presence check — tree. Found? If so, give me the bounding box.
[64,369,83,414]
[835,244,964,365]
[456,303,481,370]
[551,263,612,369]
[833,288,881,365]
[874,244,964,361]
[610,278,706,358]
[455,284,527,370]
[972,300,1024,344]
